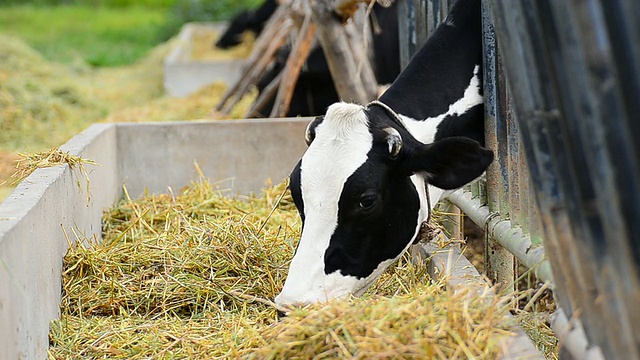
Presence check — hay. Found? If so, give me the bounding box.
[8,148,97,185]
[0,34,173,152]
[0,34,256,201]
[516,312,558,360]
[0,33,255,153]
[0,150,20,199]
[0,35,108,151]
[246,285,514,359]
[104,84,257,123]
[49,177,521,359]
[190,29,254,61]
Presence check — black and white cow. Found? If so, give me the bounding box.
[217,0,400,117]
[275,0,492,308]
[253,45,341,117]
[215,0,278,49]
[253,2,400,117]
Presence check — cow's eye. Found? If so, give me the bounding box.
[358,193,377,210]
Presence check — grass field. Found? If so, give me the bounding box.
[0,5,166,67]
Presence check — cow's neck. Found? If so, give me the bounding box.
[378,0,483,142]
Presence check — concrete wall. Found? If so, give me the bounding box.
[163,22,246,97]
[0,124,119,360]
[117,119,309,197]
[0,118,310,359]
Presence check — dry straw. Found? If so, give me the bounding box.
[49,177,520,359]
[8,148,97,184]
[0,34,256,201]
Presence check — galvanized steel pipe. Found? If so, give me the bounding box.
[446,188,554,286]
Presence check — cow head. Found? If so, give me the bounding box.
[215,11,251,49]
[274,102,493,308]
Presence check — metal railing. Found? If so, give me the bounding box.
[398,0,549,288]
[398,0,640,358]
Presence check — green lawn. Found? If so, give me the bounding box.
[0,5,166,66]
[0,0,263,67]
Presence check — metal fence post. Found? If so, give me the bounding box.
[481,0,516,292]
[489,0,640,357]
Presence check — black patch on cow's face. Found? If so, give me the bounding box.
[323,158,421,278]
[289,160,305,223]
[215,11,251,49]
[318,116,423,279]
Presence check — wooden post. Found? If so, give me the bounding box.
[344,8,378,100]
[215,5,291,113]
[245,72,282,118]
[220,21,294,115]
[310,0,374,104]
[270,14,317,117]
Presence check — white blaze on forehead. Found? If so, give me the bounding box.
[300,103,373,212]
[299,102,372,216]
[400,65,483,144]
[276,102,372,307]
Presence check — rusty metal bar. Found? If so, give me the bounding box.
[488,0,640,357]
[481,0,515,292]
[397,0,415,69]
[412,0,427,50]
[489,0,594,340]
[505,92,520,224]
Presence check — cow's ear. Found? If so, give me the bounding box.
[305,116,324,145]
[403,137,494,189]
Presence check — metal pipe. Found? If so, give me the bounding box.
[447,188,554,286]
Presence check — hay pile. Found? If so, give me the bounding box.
[191,29,254,61]
[103,84,257,123]
[0,35,108,151]
[0,33,256,137]
[0,33,225,152]
[49,178,518,359]
[0,34,255,201]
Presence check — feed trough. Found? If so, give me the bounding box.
[0,118,541,359]
[164,22,248,97]
[0,118,308,359]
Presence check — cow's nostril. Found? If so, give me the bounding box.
[274,295,309,313]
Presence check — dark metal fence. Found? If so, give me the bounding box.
[398,0,640,358]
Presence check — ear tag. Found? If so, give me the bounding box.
[384,127,402,158]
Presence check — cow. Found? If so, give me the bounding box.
[217,0,400,117]
[253,45,341,117]
[275,0,492,308]
[215,0,278,49]
[253,2,400,117]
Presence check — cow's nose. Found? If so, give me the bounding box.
[275,303,306,317]
[274,293,312,311]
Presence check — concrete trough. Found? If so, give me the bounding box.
[0,118,543,359]
[0,118,309,359]
[164,22,246,97]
